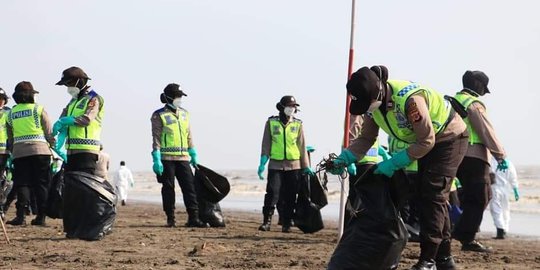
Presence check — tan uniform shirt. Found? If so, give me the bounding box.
[349,115,363,145]
[349,93,466,161]
[7,104,55,159]
[465,101,506,162]
[96,151,110,179]
[150,106,193,161]
[260,117,309,170]
[60,88,102,156]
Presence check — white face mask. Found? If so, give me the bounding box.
[366,100,382,113]
[67,87,80,98]
[283,106,296,117]
[172,98,182,109]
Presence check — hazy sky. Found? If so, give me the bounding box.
[1,1,539,171]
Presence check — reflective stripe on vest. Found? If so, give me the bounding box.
[0,108,9,151]
[157,108,189,156]
[388,137,418,172]
[66,91,104,151]
[9,104,47,144]
[371,80,452,144]
[269,118,301,160]
[358,138,381,164]
[454,91,485,145]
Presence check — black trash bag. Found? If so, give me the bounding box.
[309,173,328,208]
[294,174,324,234]
[63,171,117,241]
[327,167,408,270]
[194,166,226,227]
[196,164,230,203]
[46,169,64,219]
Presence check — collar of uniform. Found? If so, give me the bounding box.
[462,88,479,97]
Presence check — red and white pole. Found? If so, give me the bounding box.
[338,0,356,239]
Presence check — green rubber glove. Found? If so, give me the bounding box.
[52,116,76,135]
[378,145,392,161]
[258,155,269,180]
[152,150,164,176]
[188,148,198,166]
[497,158,509,172]
[513,187,520,201]
[374,150,412,177]
[53,128,68,162]
[347,163,357,176]
[303,167,315,176]
[306,145,316,153]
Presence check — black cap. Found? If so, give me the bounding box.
[0,88,8,101]
[462,70,490,94]
[56,66,91,86]
[346,67,380,115]
[163,83,187,98]
[278,95,300,107]
[14,81,39,94]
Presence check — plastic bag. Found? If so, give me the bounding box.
[194,166,226,227]
[46,169,64,219]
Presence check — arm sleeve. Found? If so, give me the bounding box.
[297,124,309,168]
[151,112,162,151]
[467,102,506,160]
[348,116,379,160]
[41,109,56,147]
[74,97,100,127]
[508,162,519,188]
[129,170,134,185]
[187,120,194,148]
[348,115,363,145]
[261,121,272,157]
[404,94,436,159]
[6,123,13,153]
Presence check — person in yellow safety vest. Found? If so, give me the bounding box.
[150,83,207,228]
[344,114,389,228]
[0,88,11,220]
[257,95,314,233]
[5,82,55,226]
[53,66,104,175]
[452,70,508,253]
[388,136,421,242]
[330,66,468,270]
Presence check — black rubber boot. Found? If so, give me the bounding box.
[410,259,436,270]
[186,209,208,228]
[494,228,506,239]
[258,207,274,231]
[31,214,46,226]
[461,240,492,253]
[165,211,176,227]
[281,219,292,233]
[7,206,26,226]
[435,239,456,270]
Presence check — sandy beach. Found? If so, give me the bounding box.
[1,202,540,270]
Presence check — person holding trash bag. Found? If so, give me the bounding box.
[257,95,314,233]
[150,83,206,228]
[329,66,468,270]
[6,82,55,226]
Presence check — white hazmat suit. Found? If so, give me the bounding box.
[489,157,519,232]
[114,165,134,204]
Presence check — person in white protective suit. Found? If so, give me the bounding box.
[114,161,134,206]
[489,156,519,239]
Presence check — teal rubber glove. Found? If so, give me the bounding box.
[257,155,269,180]
[152,150,164,176]
[53,127,68,162]
[513,187,520,201]
[374,150,412,177]
[347,163,357,176]
[378,145,392,161]
[52,116,76,135]
[306,145,316,153]
[303,167,315,176]
[328,149,357,175]
[6,154,13,170]
[497,158,509,172]
[188,148,198,166]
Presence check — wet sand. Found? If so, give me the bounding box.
[1,202,540,269]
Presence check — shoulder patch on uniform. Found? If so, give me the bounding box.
[406,101,422,123]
